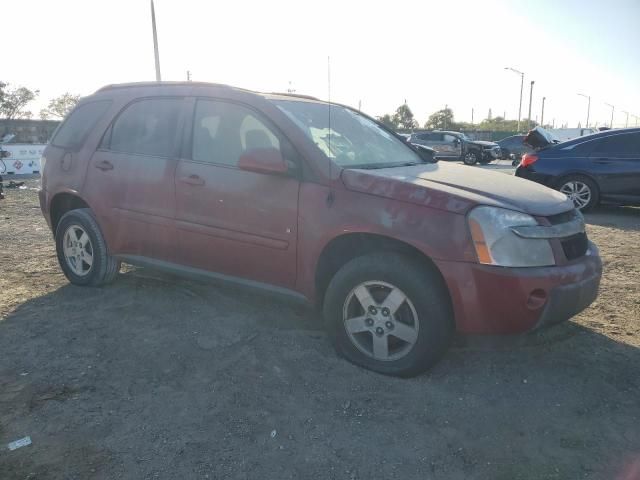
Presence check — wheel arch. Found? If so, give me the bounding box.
[553,171,601,192]
[49,191,92,236]
[314,232,451,310]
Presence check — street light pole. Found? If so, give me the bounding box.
[541,96,546,127]
[504,67,524,132]
[605,103,615,128]
[577,93,590,128]
[622,111,629,128]
[150,0,161,81]
[527,80,535,129]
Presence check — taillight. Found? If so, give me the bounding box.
[521,153,538,167]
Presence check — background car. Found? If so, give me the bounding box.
[408,131,501,165]
[516,127,640,211]
[497,134,534,162]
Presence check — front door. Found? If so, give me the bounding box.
[174,99,300,289]
[84,97,186,261]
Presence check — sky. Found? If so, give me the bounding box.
[3,0,640,128]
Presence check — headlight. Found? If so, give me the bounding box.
[468,206,555,267]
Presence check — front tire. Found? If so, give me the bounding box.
[463,150,479,165]
[558,175,599,211]
[55,208,120,286]
[323,253,454,377]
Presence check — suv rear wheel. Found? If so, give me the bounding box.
[323,252,453,377]
[55,208,120,286]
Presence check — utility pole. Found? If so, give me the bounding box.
[552,118,555,128]
[150,0,161,81]
[471,108,474,125]
[578,93,590,128]
[444,104,448,129]
[622,111,629,128]
[505,67,524,132]
[541,96,546,127]
[527,80,535,130]
[605,103,615,128]
[186,71,192,81]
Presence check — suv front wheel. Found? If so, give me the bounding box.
[463,150,479,165]
[55,208,120,286]
[323,253,454,377]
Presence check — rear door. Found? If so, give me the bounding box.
[589,132,640,201]
[84,97,187,261]
[174,98,300,288]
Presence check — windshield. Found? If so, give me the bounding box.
[272,100,423,169]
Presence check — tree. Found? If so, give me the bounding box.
[0,83,39,119]
[40,93,81,120]
[424,108,456,130]
[392,103,418,130]
[377,113,398,130]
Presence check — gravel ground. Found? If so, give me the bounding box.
[0,178,639,480]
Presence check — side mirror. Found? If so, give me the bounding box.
[238,148,288,175]
[0,150,9,158]
[453,138,461,145]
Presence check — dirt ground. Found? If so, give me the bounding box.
[1,178,639,480]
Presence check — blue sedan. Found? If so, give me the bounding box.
[515,128,640,211]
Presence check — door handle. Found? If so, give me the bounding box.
[594,158,611,165]
[94,160,114,171]
[180,174,205,186]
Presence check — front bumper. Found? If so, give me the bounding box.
[435,242,602,334]
[483,147,501,160]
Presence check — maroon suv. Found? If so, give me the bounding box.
[39,82,602,376]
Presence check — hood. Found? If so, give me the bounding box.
[524,127,561,150]
[470,140,498,147]
[341,162,573,216]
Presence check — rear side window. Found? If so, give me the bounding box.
[192,100,281,166]
[51,100,111,149]
[593,133,640,155]
[107,98,183,157]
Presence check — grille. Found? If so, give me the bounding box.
[561,232,588,261]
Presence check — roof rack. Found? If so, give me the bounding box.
[266,92,321,101]
[95,81,235,93]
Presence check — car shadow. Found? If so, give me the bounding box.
[585,205,640,231]
[1,271,639,479]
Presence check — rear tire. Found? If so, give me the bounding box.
[557,175,599,211]
[323,252,454,377]
[55,208,120,286]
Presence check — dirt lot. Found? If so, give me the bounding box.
[1,178,639,480]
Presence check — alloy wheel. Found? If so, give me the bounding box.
[342,281,419,361]
[560,181,591,209]
[62,224,94,276]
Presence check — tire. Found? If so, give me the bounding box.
[557,175,599,211]
[462,150,480,165]
[323,252,454,377]
[55,208,120,286]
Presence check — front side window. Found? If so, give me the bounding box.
[192,100,281,166]
[443,134,458,143]
[51,100,111,149]
[273,100,422,168]
[108,98,182,157]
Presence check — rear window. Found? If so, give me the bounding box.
[51,100,111,149]
[593,133,640,155]
[107,98,183,157]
